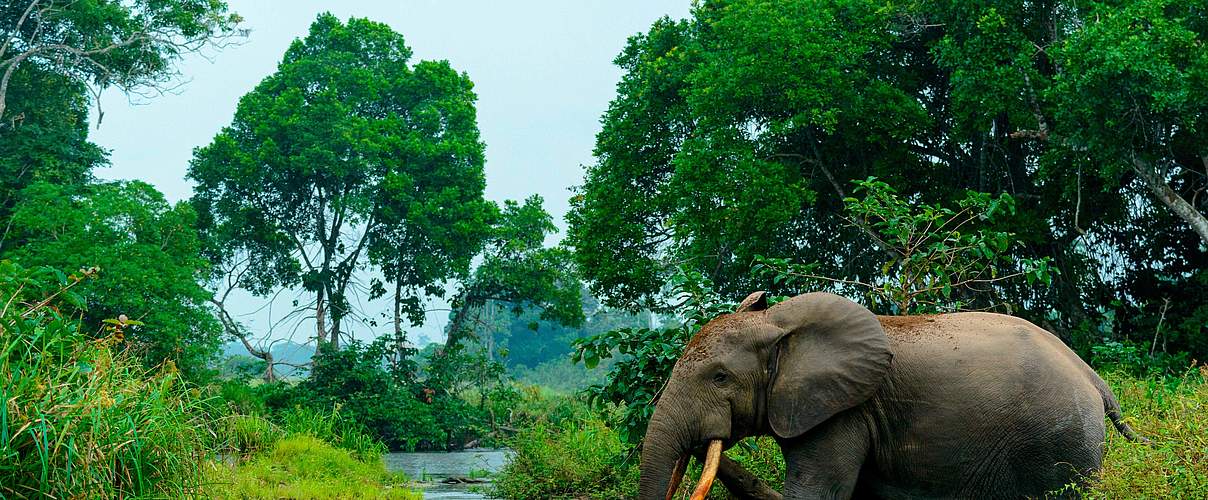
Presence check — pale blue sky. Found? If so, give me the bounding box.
[87,1,690,346]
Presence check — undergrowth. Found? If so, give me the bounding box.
[0,262,419,498]
[0,263,214,498]
[1080,366,1208,497]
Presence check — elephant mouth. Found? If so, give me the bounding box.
[663,439,723,500]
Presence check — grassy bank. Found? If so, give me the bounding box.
[494,369,1208,499]
[206,434,417,499]
[0,264,419,499]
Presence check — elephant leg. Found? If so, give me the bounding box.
[779,410,870,500]
[716,456,782,500]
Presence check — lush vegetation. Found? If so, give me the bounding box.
[0,262,417,498]
[0,263,215,497]
[567,0,1207,359]
[206,435,418,500]
[2,0,1205,498]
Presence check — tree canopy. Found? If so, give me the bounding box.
[2,181,221,374]
[567,0,1207,357]
[190,13,494,353]
[0,0,242,123]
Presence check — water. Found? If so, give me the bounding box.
[384,448,511,499]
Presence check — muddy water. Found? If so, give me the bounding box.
[384,448,511,499]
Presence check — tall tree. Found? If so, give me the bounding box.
[567,0,1206,356]
[366,59,495,341]
[0,0,242,124]
[191,14,493,355]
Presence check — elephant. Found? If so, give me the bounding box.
[639,291,1143,500]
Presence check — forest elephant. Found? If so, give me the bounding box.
[639,291,1144,499]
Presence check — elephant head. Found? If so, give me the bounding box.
[639,292,892,499]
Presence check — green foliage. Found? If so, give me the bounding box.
[0,0,241,118]
[573,270,734,442]
[286,339,440,451]
[0,65,103,238]
[191,13,494,345]
[493,418,638,499]
[447,196,585,346]
[1091,339,1191,377]
[754,177,1053,314]
[567,0,1208,362]
[206,435,419,500]
[1051,0,1208,182]
[258,337,518,452]
[2,181,222,376]
[0,261,216,498]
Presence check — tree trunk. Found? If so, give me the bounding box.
[316,287,328,350]
[1132,157,1208,246]
[393,279,403,337]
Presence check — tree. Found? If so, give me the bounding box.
[191,14,493,355]
[567,0,1206,358]
[0,64,104,250]
[0,0,243,124]
[444,196,584,349]
[2,181,221,376]
[1050,0,1208,245]
[366,58,495,340]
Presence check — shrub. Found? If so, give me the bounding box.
[493,418,638,499]
[223,414,283,459]
[277,405,387,462]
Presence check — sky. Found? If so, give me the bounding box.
[87,1,691,347]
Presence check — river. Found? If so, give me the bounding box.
[384,448,511,499]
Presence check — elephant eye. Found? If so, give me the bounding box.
[712,371,729,385]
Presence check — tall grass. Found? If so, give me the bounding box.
[1082,366,1208,497]
[0,263,217,498]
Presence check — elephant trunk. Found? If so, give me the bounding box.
[638,405,691,500]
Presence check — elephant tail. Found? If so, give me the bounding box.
[1094,376,1148,443]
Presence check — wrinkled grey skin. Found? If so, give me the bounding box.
[639,292,1142,500]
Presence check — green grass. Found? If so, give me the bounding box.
[1080,367,1208,498]
[206,434,420,499]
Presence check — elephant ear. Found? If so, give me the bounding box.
[766,292,891,439]
[735,291,768,312]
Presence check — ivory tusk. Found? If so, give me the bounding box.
[689,440,723,500]
[665,455,687,500]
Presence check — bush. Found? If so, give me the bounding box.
[0,262,217,498]
[223,414,283,459]
[206,435,419,499]
[493,418,638,499]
